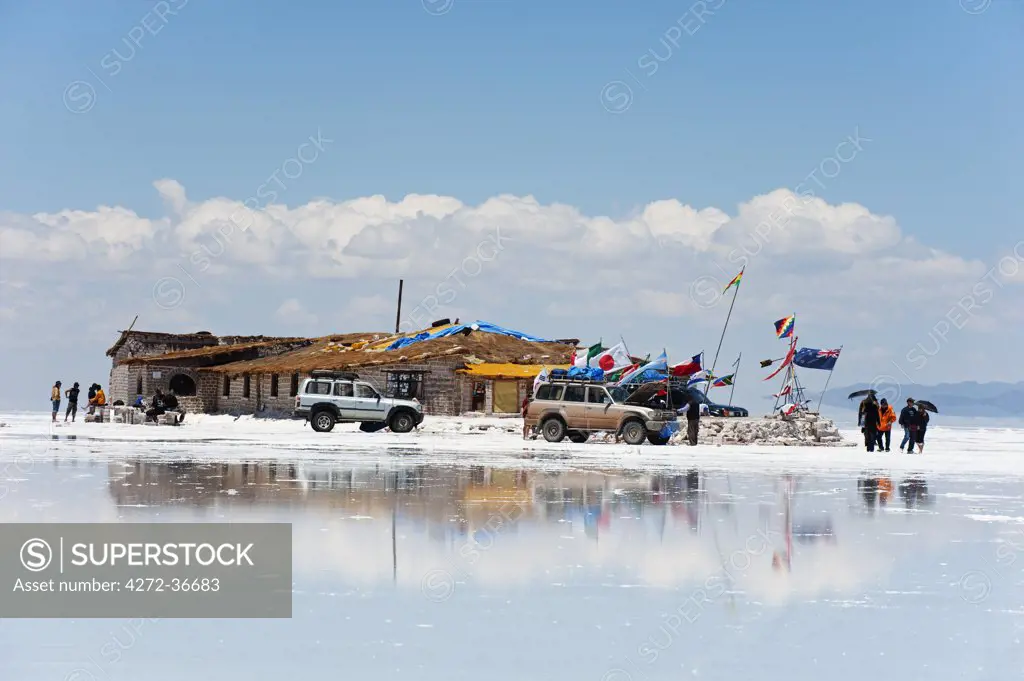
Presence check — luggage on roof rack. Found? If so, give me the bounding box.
[310,370,359,380]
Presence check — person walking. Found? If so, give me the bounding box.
[64,382,81,422]
[521,392,532,440]
[685,395,701,446]
[50,381,62,422]
[876,398,896,452]
[898,398,916,452]
[913,404,930,454]
[857,394,873,427]
[861,395,880,452]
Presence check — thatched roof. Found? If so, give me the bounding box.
[105,330,216,357]
[120,332,386,367]
[205,332,575,375]
[120,338,311,365]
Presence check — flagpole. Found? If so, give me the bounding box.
[728,352,741,407]
[815,344,843,414]
[773,335,797,412]
[706,270,743,396]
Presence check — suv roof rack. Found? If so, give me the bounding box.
[309,370,359,380]
[548,376,605,384]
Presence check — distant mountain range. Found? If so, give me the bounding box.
[822,381,1024,418]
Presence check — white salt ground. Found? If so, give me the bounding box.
[1,411,1022,477]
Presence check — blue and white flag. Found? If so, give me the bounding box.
[616,350,668,386]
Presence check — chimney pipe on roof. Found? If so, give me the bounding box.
[394,279,404,334]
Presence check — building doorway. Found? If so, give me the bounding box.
[169,373,197,396]
[471,382,486,411]
[492,380,518,414]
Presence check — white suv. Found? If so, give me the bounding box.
[294,371,424,433]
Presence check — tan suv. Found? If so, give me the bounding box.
[525,380,678,445]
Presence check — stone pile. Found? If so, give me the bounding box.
[672,412,852,447]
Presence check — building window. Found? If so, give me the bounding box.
[386,372,421,399]
[290,373,299,397]
[222,376,231,397]
[270,374,279,397]
[136,375,143,395]
[243,375,251,398]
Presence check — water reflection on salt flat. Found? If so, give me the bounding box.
[1,459,1023,680]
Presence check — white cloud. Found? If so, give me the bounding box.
[274,298,318,327]
[1,180,1020,409]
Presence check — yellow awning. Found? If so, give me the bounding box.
[456,363,569,380]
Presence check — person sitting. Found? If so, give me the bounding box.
[146,390,166,423]
[87,384,106,414]
[133,394,146,410]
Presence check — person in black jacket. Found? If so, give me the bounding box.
[684,396,701,446]
[861,396,880,451]
[146,390,166,423]
[898,398,916,452]
[913,405,930,454]
[63,382,80,422]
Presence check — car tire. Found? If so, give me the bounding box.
[311,410,336,433]
[542,418,566,443]
[621,419,646,445]
[567,430,589,444]
[646,432,669,445]
[389,410,416,433]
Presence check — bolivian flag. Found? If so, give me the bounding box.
[723,268,744,293]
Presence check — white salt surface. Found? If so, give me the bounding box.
[2,411,1022,477]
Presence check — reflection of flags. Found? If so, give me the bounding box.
[774,315,796,339]
[764,338,796,381]
[670,353,703,376]
[712,374,734,387]
[723,268,744,293]
[793,347,841,371]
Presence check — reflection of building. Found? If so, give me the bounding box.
[107,462,712,541]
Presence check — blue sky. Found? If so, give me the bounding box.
[0,0,1022,411]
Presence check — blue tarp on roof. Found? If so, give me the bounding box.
[385,321,553,351]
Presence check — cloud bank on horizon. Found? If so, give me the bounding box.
[1,180,1021,410]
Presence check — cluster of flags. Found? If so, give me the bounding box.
[570,341,632,373]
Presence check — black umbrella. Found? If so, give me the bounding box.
[914,399,938,413]
[847,389,877,399]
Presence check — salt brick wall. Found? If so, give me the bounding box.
[208,357,471,417]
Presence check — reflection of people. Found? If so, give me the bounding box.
[898,477,929,508]
[858,476,892,511]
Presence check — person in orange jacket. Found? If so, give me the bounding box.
[875,398,897,452]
